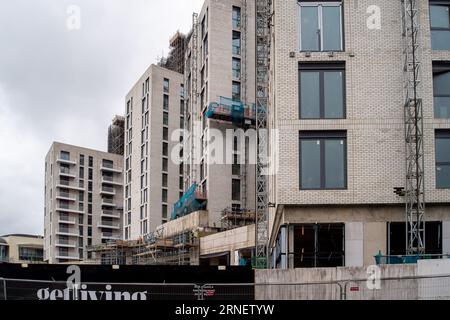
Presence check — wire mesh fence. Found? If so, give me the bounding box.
[1,275,450,300]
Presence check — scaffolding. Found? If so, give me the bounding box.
[107,115,125,156]
[241,0,249,210]
[401,0,425,255]
[255,0,271,269]
[221,207,255,230]
[158,31,187,74]
[88,230,201,266]
[191,13,200,185]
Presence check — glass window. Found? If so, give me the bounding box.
[232,31,241,55]
[163,158,168,172]
[430,4,450,50]
[436,131,450,188]
[299,64,345,119]
[162,205,168,219]
[233,6,241,29]
[300,132,347,190]
[163,127,169,141]
[232,81,241,101]
[162,189,168,203]
[60,151,70,161]
[232,58,241,79]
[434,64,450,118]
[163,78,170,93]
[163,142,168,157]
[299,2,343,52]
[300,139,321,189]
[163,95,169,111]
[232,179,241,201]
[162,173,168,188]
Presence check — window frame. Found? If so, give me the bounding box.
[435,130,450,189]
[298,1,344,52]
[299,131,348,190]
[433,62,450,118]
[430,2,450,50]
[298,62,346,119]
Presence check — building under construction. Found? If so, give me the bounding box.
[107,115,125,156]
[93,0,450,269]
[158,31,187,74]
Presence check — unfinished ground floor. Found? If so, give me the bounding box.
[270,205,450,268]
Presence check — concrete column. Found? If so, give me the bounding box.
[443,222,450,255]
[345,222,364,267]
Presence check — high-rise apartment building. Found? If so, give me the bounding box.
[183,0,257,228]
[268,0,450,268]
[44,142,123,264]
[124,65,184,240]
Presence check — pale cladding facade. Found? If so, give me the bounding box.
[184,0,257,227]
[124,65,184,240]
[269,0,450,268]
[44,142,124,264]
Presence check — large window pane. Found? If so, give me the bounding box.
[434,72,450,95]
[232,31,241,55]
[436,138,450,163]
[437,164,450,188]
[432,31,450,50]
[324,71,344,118]
[322,6,342,51]
[300,72,320,118]
[300,6,319,51]
[325,139,345,189]
[435,97,450,118]
[430,5,450,29]
[301,140,321,189]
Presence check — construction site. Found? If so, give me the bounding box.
[87,0,450,275]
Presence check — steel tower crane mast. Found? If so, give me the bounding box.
[401,0,425,255]
[255,0,271,269]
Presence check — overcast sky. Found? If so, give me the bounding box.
[0,0,203,236]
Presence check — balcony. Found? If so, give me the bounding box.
[56,229,79,237]
[100,163,122,174]
[101,233,121,241]
[59,167,76,179]
[101,176,123,186]
[101,210,121,219]
[55,240,76,248]
[57,180,85,191]
[100,186,116,196]
[97,221,121,230]
[56,157,77,166]
[56,205,84,215]
[56,254,80,261]
[101,198,117,208]
[58,216,77,225]
[56,192,77,202]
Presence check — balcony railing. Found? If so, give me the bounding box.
[57,228,79,237]
[101,210,121,219]
[101,163,122,173]
[101,186,115,194]
[102,233,121,240]
[98,221,121,229]
[57,180,84,191]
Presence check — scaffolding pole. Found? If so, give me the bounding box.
[255,0,271,269]
[191,13,199,185]
[241,0,249,210]
[402,0,425,255]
